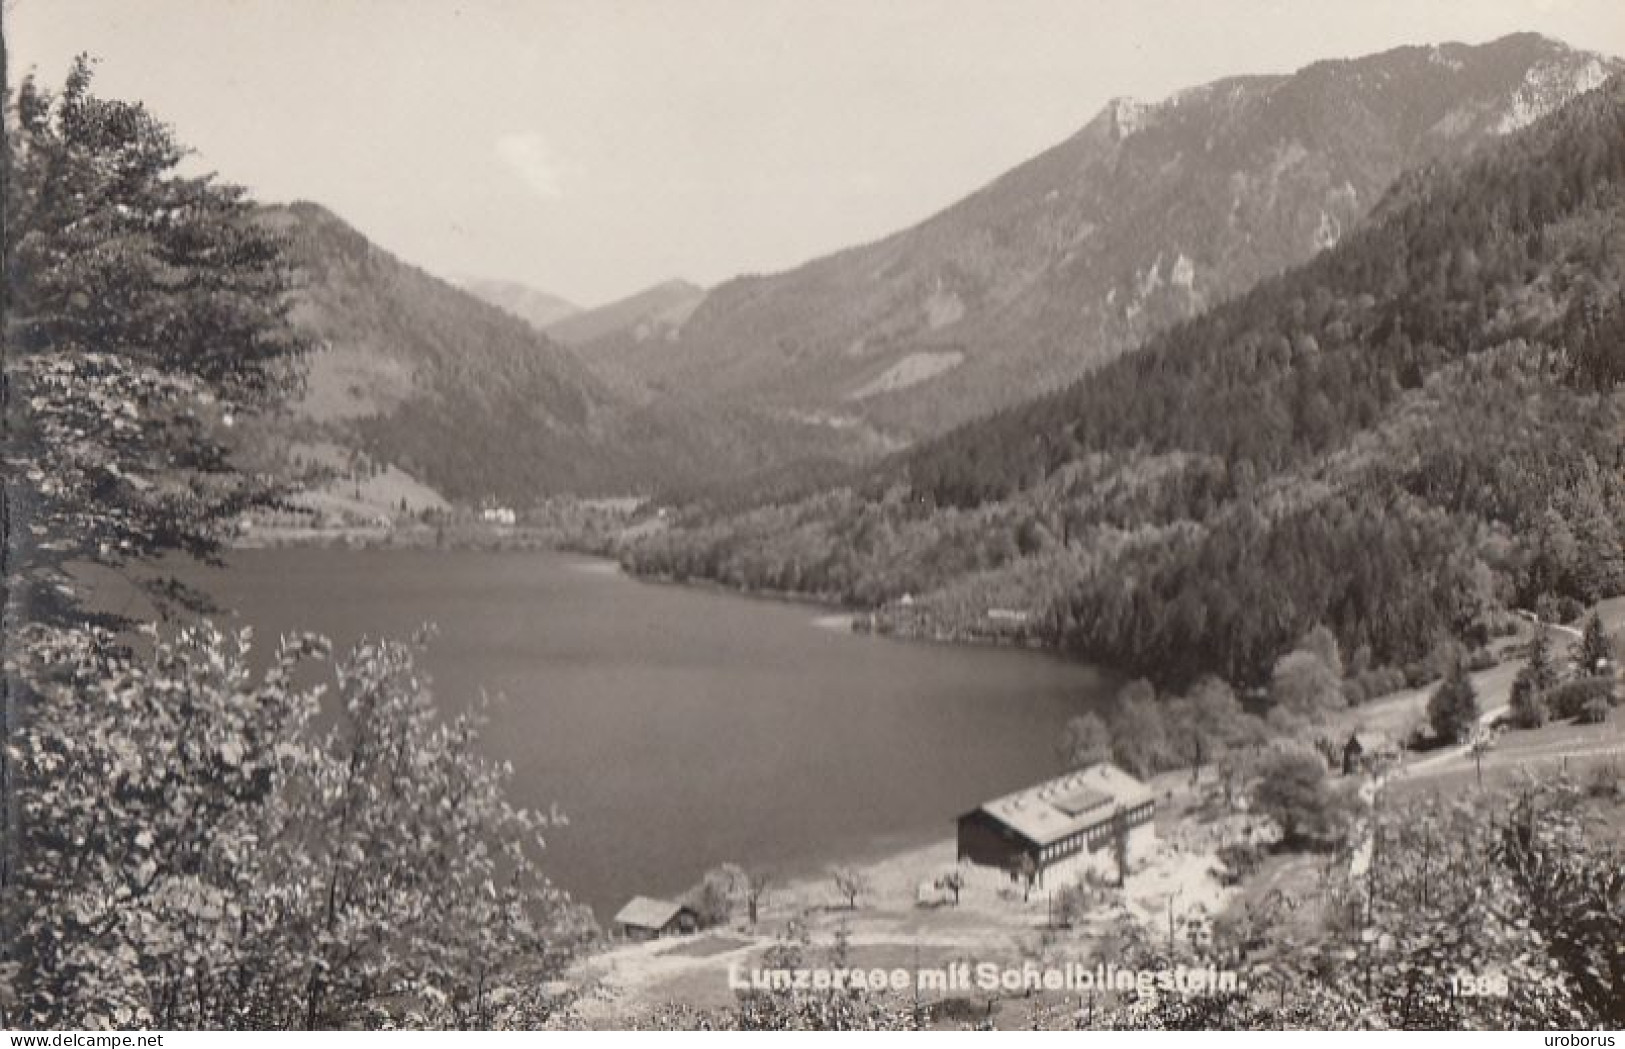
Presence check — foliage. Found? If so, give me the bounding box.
[641,776,1624,1029]
[610,35,1615,490]
[1298,625,1345,678]
[268,202,731,501]
[3,58,310,624]
[1508,669,1548,728]
[1164,676,1262,775]
[1293,786,1584,1028]
[1494,781,1624,1024]
[740,869,772,926]
[1058,711,1113,769]
[623,74,1625,697]
[1250,747,1348,846]
[1526,625,1562,692]
[1110,679,1172,777]
[1269,649,1345,722]
[1573,612,1615,676]
[1545,676,1618,721]
[684,864,745,930]
[1050,880,1101,928]
[2,59,316,1029]
[639,989,921,1031]
[1577,694,1612,724]
[3,624,591,1029]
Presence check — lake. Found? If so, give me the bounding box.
[178,547,1118,920]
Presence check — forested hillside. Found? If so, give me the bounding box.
[625,74,1625,690]
[605,34,1617,470]
[261,204,766,501]
[546,279,706,348]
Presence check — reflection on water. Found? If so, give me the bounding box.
[178,547,1117,919]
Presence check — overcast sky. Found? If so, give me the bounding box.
[10,0,1625,306]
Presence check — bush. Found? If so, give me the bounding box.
[1427,663,1480,744]
[1051,882,1101,928]
[1508,669,1548,729]
[1215,841,1265,884]
[1535,593,1584,626]
[1269,649,1344,719]
[1343,666,1410,705]
[7,624,591,1030]
[1578,694,1612,725]
[1545,676,1617,721]
[1250,747,1348,847]
[1584,761,1621,799]
[685,866,744,929]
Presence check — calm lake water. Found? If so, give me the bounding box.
[177,547,1117,920]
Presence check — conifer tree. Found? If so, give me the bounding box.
[1526,625,1560,692]
[1427,662,1480,744]
[1574,612,1613,677]
[4,56,309,625]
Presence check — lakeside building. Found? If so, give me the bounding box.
[955,763,1156,885]
[612,896,699,941]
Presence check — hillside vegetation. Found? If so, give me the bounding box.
[608,34,1617,469]
[260,205,772,502]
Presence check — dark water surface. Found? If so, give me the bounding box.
[178,547,1116,919]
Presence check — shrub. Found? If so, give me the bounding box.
[7,624,591,1030]
[1545,676,1616,721]
[1250,747,1348,847]
[1535,593,1584,626]
[1427,663,1480,744]
[1578,694,1612,725]
[1215,841,1265,884]
[1051,882,1100,928]
[1269,649,1344,719]
[685,865,744,929]
[1508,669,1548,729]
[1345,666,1409,705]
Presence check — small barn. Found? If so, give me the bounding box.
[1341,733,1364,775]
[956,762,1156,886]
[612,896,699,941]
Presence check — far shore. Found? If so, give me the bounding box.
[620,567,853,612]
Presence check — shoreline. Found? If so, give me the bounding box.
[621,566,855,613]
[237,522,1050,649]
[230,530,1110,671]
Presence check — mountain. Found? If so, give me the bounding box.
[457,277,580,331]
[259,202,695,501]
[259,204,828,501]
[613,33,1618,466]
[624,71,1625,690]
[547,279,707,348]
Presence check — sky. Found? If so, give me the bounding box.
[9,0,1625,307]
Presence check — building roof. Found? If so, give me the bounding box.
[966,762,1153,847]
[613,896,689,930]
